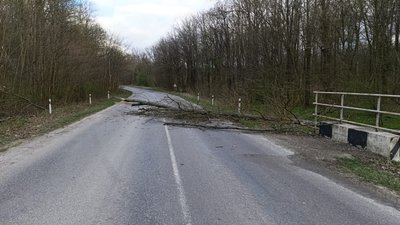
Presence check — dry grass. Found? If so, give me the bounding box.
[0,89,131,151]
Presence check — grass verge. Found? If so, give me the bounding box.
[0,88,131,151]
[338,157,400,192]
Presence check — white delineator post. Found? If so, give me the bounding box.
[197,93,200,103]
[108,90,110,100]
[89,94,92,105]
[49,99,52,114]
[211,95,214,106]
[238,98,241,114]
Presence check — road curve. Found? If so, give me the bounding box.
[123,86,201,110]
[0,86,399,225]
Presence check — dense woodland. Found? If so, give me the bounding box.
[0,0,135,117]
[146,0,400,109]
[2,0,400,117]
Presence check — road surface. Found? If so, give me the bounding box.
[0,86,399,225]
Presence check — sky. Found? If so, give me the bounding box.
[91,0,216,52]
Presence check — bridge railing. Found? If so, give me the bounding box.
[313,91,400,134]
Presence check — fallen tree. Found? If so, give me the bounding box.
[122,94,314,135]
[123,97,284,122]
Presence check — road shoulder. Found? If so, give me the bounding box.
[268,133,400,209]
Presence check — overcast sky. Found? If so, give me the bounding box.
[91,0,216,51]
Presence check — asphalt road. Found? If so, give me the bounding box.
[0,86,399,225]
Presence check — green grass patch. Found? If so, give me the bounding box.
[292,107,316,120]
[239,118,261,129]
[179,93,233,112]
[346,111,400,130]
[42,99,115,132]
[338,158,400,192]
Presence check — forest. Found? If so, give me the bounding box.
[145,0,400,111]
[2,0,400,118]
[0,0,136,117]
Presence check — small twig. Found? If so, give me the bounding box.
[166,95,185,111]
[284,107,301,125]
[19,103,33,115]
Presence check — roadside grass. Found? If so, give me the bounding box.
[347,112,400,130]
[179,92,235,112]
[0,88,131,151]
[239,118,264,129]
[150,87,267,114]
[337,157,400,193]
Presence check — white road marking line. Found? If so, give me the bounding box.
[164,123,193,225]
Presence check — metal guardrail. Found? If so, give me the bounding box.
[313,91,400,134]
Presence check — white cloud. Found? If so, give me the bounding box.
[91,0,216,51]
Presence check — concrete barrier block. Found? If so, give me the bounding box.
[348,128,368,148]
[319,122,334,138]
[367,132,400,161]
[390,137,400,162]
[332,124,358,143]
[321,123,400,161]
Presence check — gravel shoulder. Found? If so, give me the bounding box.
[268,133,400,208]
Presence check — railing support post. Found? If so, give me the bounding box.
[376,96,381,130]
[340,94,345,122]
